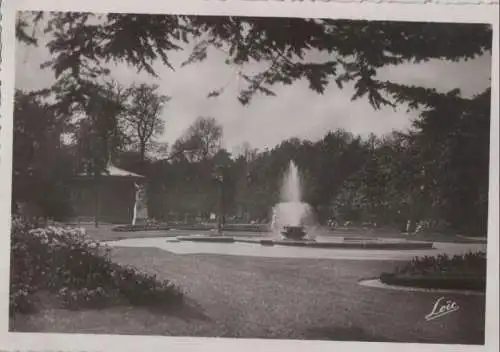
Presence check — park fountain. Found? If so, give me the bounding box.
[271,161,316,240]
[167,159,434,251]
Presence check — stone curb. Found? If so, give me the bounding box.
[358,278,485,296]
[175,235,435,250]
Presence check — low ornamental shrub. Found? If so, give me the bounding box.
[380,251,487,291]
[10,216,183,314]
[112,224,171,232]
[10,217,40,314]
[393,252,486,277]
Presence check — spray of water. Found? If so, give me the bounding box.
[271,161,317,238]
[281,161,302,204]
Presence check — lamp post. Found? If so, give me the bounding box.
[91,160,102,229]
[214,165,227,235]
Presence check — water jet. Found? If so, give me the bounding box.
[271,161,315,240]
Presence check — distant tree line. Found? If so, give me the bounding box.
[13,86,490,235]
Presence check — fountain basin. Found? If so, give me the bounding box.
[176,235,235,243]
[174,235,435,250]
[281,225,308,240]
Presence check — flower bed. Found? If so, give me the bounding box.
[380,252,486,292]
[171,224,269,232]
[10,217,183,315]
[111,222,269,233]
[112,224,171,232]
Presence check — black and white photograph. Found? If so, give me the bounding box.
[1,1,498,351]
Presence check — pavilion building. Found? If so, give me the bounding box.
[70,163,147,225]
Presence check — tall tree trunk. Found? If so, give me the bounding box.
[94,174,101,228]
[140,142,146,162]
[217,178,225,235]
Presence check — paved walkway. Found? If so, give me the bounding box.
[106,236,486,261]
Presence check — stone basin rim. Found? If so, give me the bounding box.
[174,235,435,250]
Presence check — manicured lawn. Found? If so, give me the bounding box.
[10,247,485,344]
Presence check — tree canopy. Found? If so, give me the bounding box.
[125,83,170,161]
[171,117,224,163]
[17,12,492,110]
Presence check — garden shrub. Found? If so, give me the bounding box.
[380,251,487,291]
[10,216,183,314]
[10,217,40,314]
[111,265,183,305]
[392,252,486,277]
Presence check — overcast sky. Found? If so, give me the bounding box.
[15,17,492,154]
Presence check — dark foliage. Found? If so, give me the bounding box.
[9,217,183,314]
[17,13,491,109]
[380,252,487,292]
[12,90,76,220]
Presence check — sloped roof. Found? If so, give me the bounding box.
[76,163,144,178]
[105,164,144,178]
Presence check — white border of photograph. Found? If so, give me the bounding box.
[1,1,498,352]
